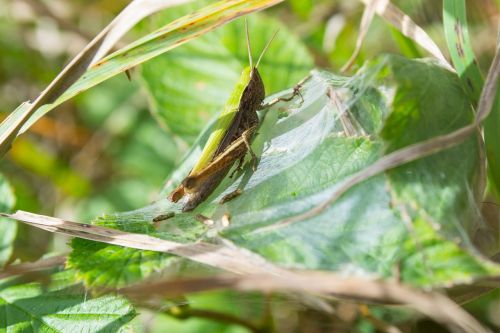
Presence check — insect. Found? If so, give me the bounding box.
[169,20,301,212]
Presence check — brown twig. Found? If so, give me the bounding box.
[0,255,67,279]
[120,272,491,333]
[0,211,290,276]
[173,308,266,333]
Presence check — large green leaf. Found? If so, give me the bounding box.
[68,204,210,288]
[0,174,16,267]
[70,55,500,288]
[0,270,135,332]
[141,8,314,139]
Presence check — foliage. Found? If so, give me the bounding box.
[69,55,499,290]
[0,270,135,332]
[0,0,499,332]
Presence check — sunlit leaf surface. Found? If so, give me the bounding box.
[70,55,500,288]
[0,270,135,332]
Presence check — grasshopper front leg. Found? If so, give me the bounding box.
[259,78,309,110]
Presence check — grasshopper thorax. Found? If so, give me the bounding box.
[246,66,265,109]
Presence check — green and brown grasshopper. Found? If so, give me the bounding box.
[169,20,299,212]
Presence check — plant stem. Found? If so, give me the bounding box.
[169,307,266,333]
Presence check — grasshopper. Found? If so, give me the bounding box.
[169,20,299,212]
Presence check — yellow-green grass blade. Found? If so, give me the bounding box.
[191,67,252,174]
[0,0,283,156]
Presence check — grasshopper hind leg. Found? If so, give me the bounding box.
[182,169,229,212]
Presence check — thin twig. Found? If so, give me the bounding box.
[120,272,491,333]
[0,255,67,279]
[341,0,384,72]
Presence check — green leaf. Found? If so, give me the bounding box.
[70,55,500,289]
[222,56,497,287]
[0,174,16,267]
[0,270,135,332]
[140,10,314,139]
[389,27,423,59]
[71,13,312,287]
[68,209,209,288]
[68,213,181,289]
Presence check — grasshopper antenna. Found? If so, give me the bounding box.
[245,18,253,68]
[256,29,279,69]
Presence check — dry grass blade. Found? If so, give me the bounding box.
[0,0,193,155]
[0,255,67,280]
[341,0,387,72]
[259,37,500,233]
[476,41,500,123]
[0,211,287,276]
[359,0,451,70]
[448,278,500,305]
[91,0,194,64]
[119,272,490,333]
